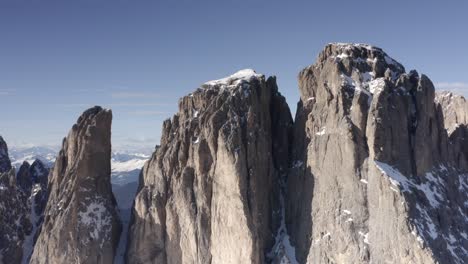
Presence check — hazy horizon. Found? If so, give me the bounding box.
[2,0,468,150]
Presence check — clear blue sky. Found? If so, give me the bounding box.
[1,0,467,149]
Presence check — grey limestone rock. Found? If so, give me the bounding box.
[287,43,468,264]
[30,106,121,264]
[126,69,293,264]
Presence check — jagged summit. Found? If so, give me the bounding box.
[288,43,468,264]
[324,42,404,70]
[126,69,293,264]
[300,43,406,103]
[2,44,468,264]
[30,106,120,264]
[77,105,109,121]
[30,159,48,184]
[299,43,419,107]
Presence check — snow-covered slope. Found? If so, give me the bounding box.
[111,152,150,185]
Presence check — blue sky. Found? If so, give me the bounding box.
[1,0,467,150]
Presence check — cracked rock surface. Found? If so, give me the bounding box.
[30,106,121,264]
[126,70,293,264]
[287,43,468,264]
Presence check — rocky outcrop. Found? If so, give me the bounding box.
[20,159,50,264]
[0,136,12,173]
[435,91,468,132]
[126,69,293,264]
[30,106,121,264]
[28,160,49,219]
[17,161,33,192]
[0,137,31,264]
[287,43,468,264]
[435,91,468,169]
[17,160,49,193]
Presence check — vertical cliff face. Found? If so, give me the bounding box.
[126,69,293,264]
[435,91,468,169]
[287,43,468,264]
[30,106,121,264]
[435,91,468,132]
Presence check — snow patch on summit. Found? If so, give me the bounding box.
[204,69,263,87]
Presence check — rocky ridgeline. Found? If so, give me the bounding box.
[287,43,467,264]
[30,106,121,264]
[0,43,467,264]
[17,159,49,264]
[0,137,30,264]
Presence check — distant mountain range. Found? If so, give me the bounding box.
[9,146,58,169]
[9,146,151,185]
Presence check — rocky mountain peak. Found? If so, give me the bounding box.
[320,43,405,73]
[288,43,467,264]
[30,159,48,185]
[126,69,293,264]
[15,159,49,197]
[1,45,467,264]
[0,136,12,173]
[299,43,407,104]
[435,91,468,133]
[17,161,32,192]
[30,106,120,264]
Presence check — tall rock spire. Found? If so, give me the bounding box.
[126,69,293,264]
[30,106,121,264]
[287,43,467,264]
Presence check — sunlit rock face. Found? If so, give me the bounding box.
[287,43,468,264]
[126,70,293,264]
[30,106,121,264]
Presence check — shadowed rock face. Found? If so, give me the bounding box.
[0,136,12,173]
[126,70,293,264]
[17,159,50,264]
[287,43,468,264]
[17,161,32,192]
[16,159,49,219]
[0,137,32,264]
[30,106,121,264]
